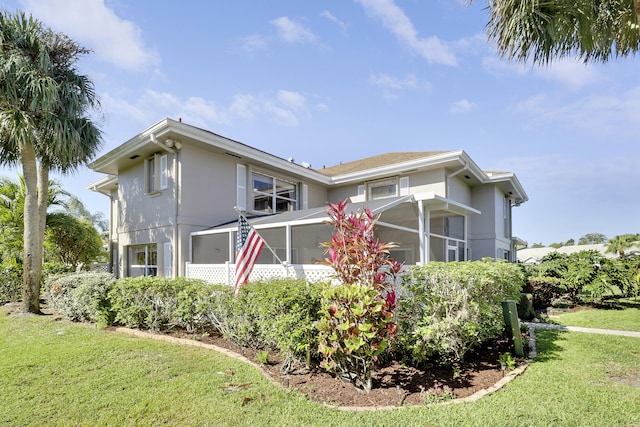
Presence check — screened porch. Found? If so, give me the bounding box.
[186,194,480,285]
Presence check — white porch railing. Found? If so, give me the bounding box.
[185,262,335,286]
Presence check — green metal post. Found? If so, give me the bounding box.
[502,300,524,357]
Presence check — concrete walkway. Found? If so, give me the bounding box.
[523,322,640,338]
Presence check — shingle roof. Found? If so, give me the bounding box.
[317,151,453,177]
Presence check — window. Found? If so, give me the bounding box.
[252,172,297,213]
[146,153,168,194]
[128,244,157,277]
[368,178,397,200]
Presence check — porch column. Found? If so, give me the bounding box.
[229,230,235,263]
[426,208,431,263]
[418,200,425,264]
[285,224,291,264]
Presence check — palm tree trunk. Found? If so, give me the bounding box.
[36,163,49,288]
[21,141,42,314]
[635,0,640,24]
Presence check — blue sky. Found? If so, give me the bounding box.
[1,0,639,246]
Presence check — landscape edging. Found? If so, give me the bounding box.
[113,326,536,411]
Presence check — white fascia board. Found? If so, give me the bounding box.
[86,175,118,195]
[485,172,529,203]
[88,118,173,172]
[89,117,331,185]
[327,150,468,185]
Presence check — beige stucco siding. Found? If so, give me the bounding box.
[179,144,238,226]
[406,169,446,196]
[447,174,472,205]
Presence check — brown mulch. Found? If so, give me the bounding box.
[161,328,526,408]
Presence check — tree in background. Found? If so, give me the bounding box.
[0,176,25,263]
[483,0,640,64]
[578,233,608,245]
[0,11,102,313]
[45,213,105,267]
[0,174,105,269]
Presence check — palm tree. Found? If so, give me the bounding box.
[0,176,25,262]
[605,234,639,258]
[0,11,102,313]
[482,0,640,64]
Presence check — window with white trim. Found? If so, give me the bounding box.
[368,178,397,200]
[252,171,297,213]
[146,153,168,194]
[128,244,157,277]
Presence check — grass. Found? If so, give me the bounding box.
[1,306,639,426]
[553,297,640,332]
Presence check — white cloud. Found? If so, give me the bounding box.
[369,72,430,99]
[22,0,160,72]
[514,86,640,139]
[232,90,309,126]
[355,0,457,66]
[240,34,269,55]
[102,90,229,129]
[534,59,601,89]
[271,16,318,44]
[483,55,602,89]
[450,99,475,113]
[321,10,348,33]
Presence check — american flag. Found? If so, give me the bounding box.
[234,215,265,295]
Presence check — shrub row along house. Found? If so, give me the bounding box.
[88,118,528,284]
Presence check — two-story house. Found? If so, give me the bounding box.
[88,118,527,283]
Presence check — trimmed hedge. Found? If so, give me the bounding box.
[207,280,323,371]
[108,277,212,331]
[396,259,524,365]
[45,271,116,323]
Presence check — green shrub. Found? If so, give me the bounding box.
[205,279,322,372]
[0,261,22,303]
[397,259,523,365]
[45,272,116,323]
[108,277,209,331]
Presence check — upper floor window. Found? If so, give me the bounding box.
[146,153,168,194]
[368,178,397,200]
[252,172,297,213]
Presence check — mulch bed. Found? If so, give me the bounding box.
[161,328,527,408]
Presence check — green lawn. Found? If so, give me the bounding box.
[1,306,639,426]
[554,298,640,331]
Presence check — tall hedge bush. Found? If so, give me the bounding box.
[108,277,211,331]
[206,279,323,372]
[397,259,523,365]
[45,271,116,323]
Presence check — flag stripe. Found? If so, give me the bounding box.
[234,216,265,294]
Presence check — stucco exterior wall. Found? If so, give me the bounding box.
[468,184,513,260]
[406,169,446,196]
[448,174,472,205]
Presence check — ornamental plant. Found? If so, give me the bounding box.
[317,200,402,392]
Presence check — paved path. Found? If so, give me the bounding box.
[523,322,640,338]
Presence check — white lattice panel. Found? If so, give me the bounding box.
[185,264,230,285]
[185,263,335,285]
